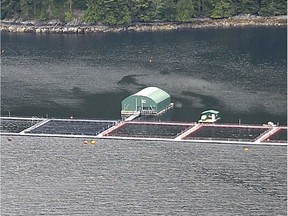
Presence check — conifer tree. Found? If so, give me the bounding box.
[175,0,196,21]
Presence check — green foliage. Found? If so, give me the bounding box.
[84,0,101,22]
[175,0,196,22]
[39,8,46,21]
[234,0,260,15]
[1,0,21,19]
[65,11,74,22]
[84,0,132,25]
[159,0,176,21]
[197,0,214,17]
[210,0,235,18]
[259,0,287,16]
[73,1,87,10]
[1,0,287,23]
[131,0,158,22]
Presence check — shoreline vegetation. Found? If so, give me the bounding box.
[0,15,286,34]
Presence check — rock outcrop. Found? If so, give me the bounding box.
[0,16,286,34]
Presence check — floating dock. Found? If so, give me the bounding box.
[0,117,287,146]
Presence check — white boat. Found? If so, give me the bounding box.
[198,110,220,123]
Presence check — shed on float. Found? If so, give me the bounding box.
[198,110,220,123]
[121,87,173,116]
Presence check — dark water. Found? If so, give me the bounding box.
[1,27,287,124]
[1,28,287,215]
[1,136,287,215]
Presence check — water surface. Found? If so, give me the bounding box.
[1,27,287,124]
[1,136,287,215]
[1,28,287,214]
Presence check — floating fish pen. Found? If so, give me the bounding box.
[0,117,287,145]
[263,128,287,143]
[103,121,193,139]
[25,119,117,136]
[0,117,117,137]
[183,125,270,142]
[0,117,43,133]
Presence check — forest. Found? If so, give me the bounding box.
[1,0,287,25]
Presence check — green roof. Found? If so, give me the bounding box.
[201,110,219,115]
[133,87,170,103]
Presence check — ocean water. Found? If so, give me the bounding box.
[1,27,287,124]
[1,135,287,215]
[1,27,287,215]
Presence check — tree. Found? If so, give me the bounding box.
[159,0,176,21]
[20,0,31,19]
[234,0,260,15]
[259,0,287,15]
[84,0,100,22]
[197,0,214,17]
[175,0,196,22]
[84,0,132,25]
[1,0,21,19]
[103,0,131,25]
[73,0,87,10]
[130,0,157,22]
[0,0,287,22]
[210,0,235,18]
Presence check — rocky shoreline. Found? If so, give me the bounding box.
[0,15,286,34]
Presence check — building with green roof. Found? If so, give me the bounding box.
[121,87,173,116]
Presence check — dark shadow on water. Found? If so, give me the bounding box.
[117,74,146,87]
[222,110,287,126]
[181,91,223,109]
[2,89,131,120]
[1,89,286,125]
[171,92,287,125]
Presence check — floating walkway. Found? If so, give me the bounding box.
[0,117,287,146]
[124,111,141,121]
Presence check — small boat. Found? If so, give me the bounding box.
[198,110,220,123]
